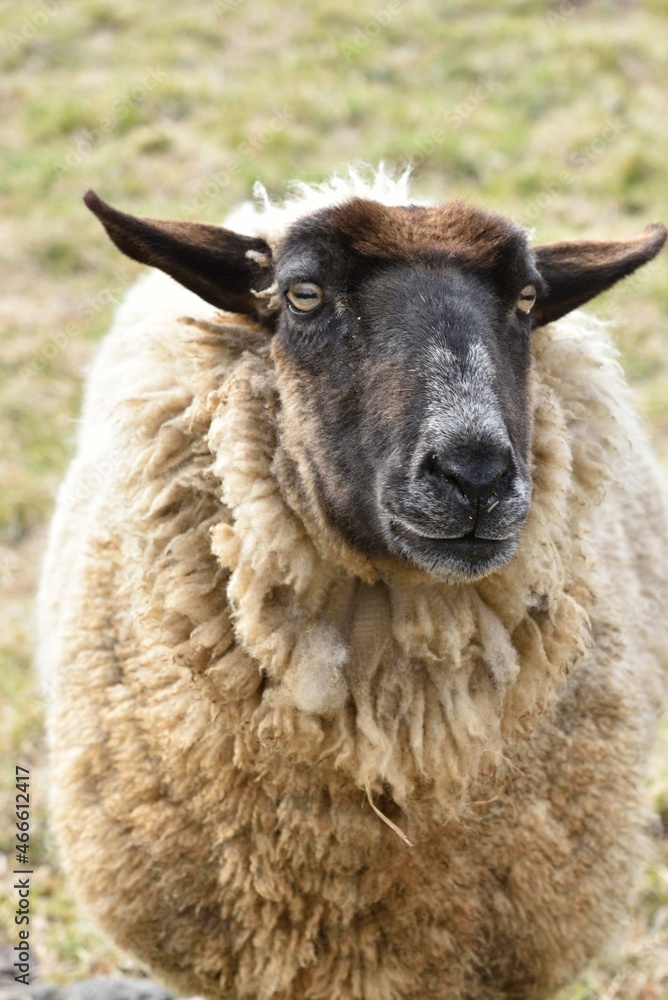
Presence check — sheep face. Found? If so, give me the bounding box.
[82,188,667,582]
[272,201,541,582]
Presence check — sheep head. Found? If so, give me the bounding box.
[83,189,666,583]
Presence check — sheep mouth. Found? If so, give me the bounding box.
[388,518,514,578]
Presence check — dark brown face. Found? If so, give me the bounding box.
[82,188,667,581]
[271,203,541,581]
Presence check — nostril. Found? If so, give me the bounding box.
[422,453,469,498]
[486,463,509,499]
[423,452,445,479]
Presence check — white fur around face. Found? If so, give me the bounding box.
[224,163,424,247]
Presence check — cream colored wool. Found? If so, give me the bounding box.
[39,170,668,999]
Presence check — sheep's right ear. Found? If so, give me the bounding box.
[531,222,667,327]
[83,190,274,315]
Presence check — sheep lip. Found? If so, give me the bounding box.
[385,518,517,580]
[390,516,467,542]
[389,518,509,558]
[389,517,508,546]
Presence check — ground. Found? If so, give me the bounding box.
[1,1,668,997]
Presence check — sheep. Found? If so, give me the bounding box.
[38,166,668,1000]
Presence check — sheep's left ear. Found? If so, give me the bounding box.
[83,190,274,315]
[531,222,667,328]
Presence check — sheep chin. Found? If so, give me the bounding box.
[388,525,520,583]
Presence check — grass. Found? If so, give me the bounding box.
[1,0,668,995]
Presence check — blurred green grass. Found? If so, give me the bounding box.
[1,0,668,995]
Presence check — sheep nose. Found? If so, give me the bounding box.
[420,448,512,511]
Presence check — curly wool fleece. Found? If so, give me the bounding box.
[39,171,668,1000]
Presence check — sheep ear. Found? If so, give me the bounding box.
[531,222,667,328]
[83,190,274,314]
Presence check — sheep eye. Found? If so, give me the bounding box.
[517,283,537,314]
[286,282,324,313]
